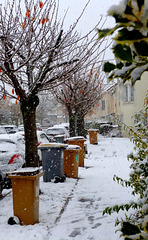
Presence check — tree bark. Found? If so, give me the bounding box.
[77,114,86,137]
[20,95,39,167]
[69,111,75,137]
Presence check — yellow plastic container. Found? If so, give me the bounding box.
[8,168,43,225]
[88,129,98,144]
[66,137,86,167]
[64,145,80,178]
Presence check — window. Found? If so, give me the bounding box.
[125,85,128,102]
[131,86,134,101]
[125,84,134,102]
[101,100,105,110]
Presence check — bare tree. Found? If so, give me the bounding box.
[0,0,106,166]
[36,93,57,126]
[53,62,105,137]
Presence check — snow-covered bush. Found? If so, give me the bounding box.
[103,93,148,239]
[97,0,148,85]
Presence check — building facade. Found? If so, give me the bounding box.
[85,72,148,137]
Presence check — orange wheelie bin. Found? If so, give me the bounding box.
[64,145,81,178]
[66,137,86,167]
[8,168,43,225]
[88,129,98,144]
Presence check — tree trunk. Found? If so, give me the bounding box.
[20,95,39,167]
[77,114,86,137]
[69,111,75,137]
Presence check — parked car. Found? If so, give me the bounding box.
[0,126,7,135]
[55,123,69,131]
[37,131,52,165]
[18,124,24,131]
[36,123,42,131]
[99,124,122,137]
[0,134,25,190]
[18,123,42,131]
[9,132,25,156]
[2,125,19,134]
[37,131,51,145]
[18,130,51,146]
[46,126,70,142]
[18,130,51,165]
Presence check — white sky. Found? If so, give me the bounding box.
[0,0,121,60]
[57,0,121,60]
[58,0,120,32]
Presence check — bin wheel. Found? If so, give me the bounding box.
[54,175,66,183]
[8,216,20,225]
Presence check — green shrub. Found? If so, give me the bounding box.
[103,93,148,239]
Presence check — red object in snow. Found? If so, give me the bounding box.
[8,154,20,164]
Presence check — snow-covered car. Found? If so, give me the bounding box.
[2,125,19,134]
[0,126,7,134]
[18,123,42,131]
[0,134,25,189]
[55,123,69,131]
[36,123,42,131]
[46,126,70,142]
[37,131,52,165]
[9,132,25,157]
[37,131,51,145]
[18,130,50,146]
[18,124,24,131]
[17,130,51,165]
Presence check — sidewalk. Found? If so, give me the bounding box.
[0,137,137,240]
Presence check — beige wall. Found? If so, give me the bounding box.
[85,72,148,137]
[119,72,148,136]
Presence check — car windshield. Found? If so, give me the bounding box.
[47,128,65,135]
[39,133,50,143]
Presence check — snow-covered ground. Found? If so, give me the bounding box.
[0,135,137,240]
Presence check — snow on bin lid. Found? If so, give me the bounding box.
[66,144,81,150]
[66,136,85,141]
[88,129,98,131]
[7,167,41,176]
[38,143,68,148]
[55,135,65,137]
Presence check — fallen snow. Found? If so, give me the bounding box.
[0,136,137,240]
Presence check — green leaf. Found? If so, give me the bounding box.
[113,44,133,61]
[97,28,112,38]
[112,13,129,23]
[137,0,144,12]
[121,222,141,235]
[134,40,148,56]
[97,25,120,39]
[124,4,133,15]
[116,62,124,69]
[115,28,144,42]
[103,207,110,215]
[103,62,116,72]
[113,205,119,212]
[125,204,130,211]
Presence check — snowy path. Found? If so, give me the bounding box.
[0,137,137,240]
[48,137,136,240]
